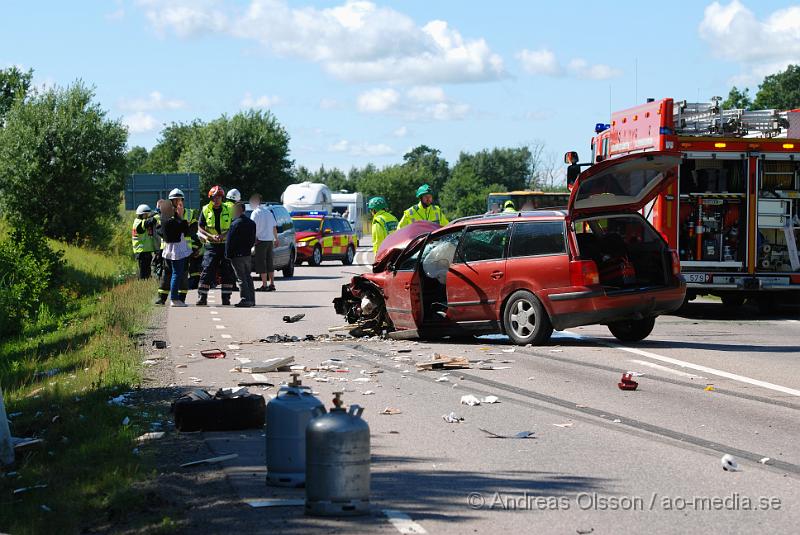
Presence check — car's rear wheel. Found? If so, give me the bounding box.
[607,317,656,342]
[309,245,323,266]
[342,245,355,265]
[503,290,553,345]
[282,249,295,278]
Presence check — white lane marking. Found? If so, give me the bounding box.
[788,319,799,324]
[215,325,226,330]
[221,334,232,339]
[628,359,706,380]
[251,373,270,383]
[212,318,221,322]
[563,331,800,397]
[210,311,219,315]
[384,510,426,534]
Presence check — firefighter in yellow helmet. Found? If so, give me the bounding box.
[368,196,398,254]
[397,184,448,229]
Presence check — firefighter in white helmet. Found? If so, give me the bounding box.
[131,204,156,279]
[226,188,242,208]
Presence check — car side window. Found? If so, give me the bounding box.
[509,221,566,257]
[458,226,508,262]
[322,220,334,233]
[341,220,353,233]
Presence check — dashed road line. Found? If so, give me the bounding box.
[383,510,427,534]
[215,325,226,330]
[628,359,706,380]
[212,317,221,321]
[210,311,219,315]
[221,334,232,339]
[563,331,800,397]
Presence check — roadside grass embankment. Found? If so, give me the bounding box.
[0,238,178,533]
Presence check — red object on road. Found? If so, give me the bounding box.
[618,373,638,391]
[201,349,227,359]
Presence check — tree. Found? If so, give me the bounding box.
[721,86,752,110]
[125,146,149,174]
[440,163,505,219]
[357,165,419,215]
[179,110,293,199]
[0,66,32,121]
[753,64,800,110]
[0,82,128,240]
[145,120,204,173]
[401,145,450,194]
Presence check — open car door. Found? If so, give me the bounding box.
[383,233,428,333]
[568,151,681,218]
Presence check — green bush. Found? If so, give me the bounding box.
[0,227,63,336]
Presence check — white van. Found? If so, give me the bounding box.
[282,182,333,213]
[332,192,365,238]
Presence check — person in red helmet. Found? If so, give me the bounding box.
[195,185,237,306]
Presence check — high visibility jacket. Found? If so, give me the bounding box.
[201,202,233,236]
[183,207,201,250]
[397,202,448,229]
[131,217,156,254]
[503,206,517,213]
[371,210,398,254]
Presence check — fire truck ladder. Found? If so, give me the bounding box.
[674,98,789,138]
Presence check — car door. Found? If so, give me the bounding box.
[321,219,335,257]
[446,225,509,322]
[383,234,428,331]
[269,207,287,267]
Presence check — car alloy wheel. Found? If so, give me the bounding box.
[311,245,322,266]
[503,290,553,346]
[342,245,355,266]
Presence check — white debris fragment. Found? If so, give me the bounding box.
[362,390,375,396]
[435,376,450,383]
[353,377,371,383]
[460,394,482,406]
[481,396,499,404]
[552,422,573,428]
[442,412,463,423]
[759,457,771,465]
[721,454,740,472]
[136,432,165,443]
[107,393,133,406]
[142,359,158,366]
[501,348,515,353]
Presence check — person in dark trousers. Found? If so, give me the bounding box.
[226,202,257,307]
[159,200,196,307]
[196,185,237,306]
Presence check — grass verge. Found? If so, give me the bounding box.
[0,240,177,533]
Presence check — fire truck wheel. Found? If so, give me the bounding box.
[310,245,323,266]
[720,294,745,308]
[607,317,656,342]
[503,290,553,346]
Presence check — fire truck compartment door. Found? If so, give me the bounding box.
[569,151,681,217]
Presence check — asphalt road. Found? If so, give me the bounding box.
[164,242,800,535]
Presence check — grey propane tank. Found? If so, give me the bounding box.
[265,373,323,487]
[305,392,370,516]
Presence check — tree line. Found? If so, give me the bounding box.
[721,65,800,111]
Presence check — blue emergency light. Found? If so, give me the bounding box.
[595,123,611,133]
[291,210,328,216]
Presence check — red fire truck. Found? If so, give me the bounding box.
[570,97,800,310]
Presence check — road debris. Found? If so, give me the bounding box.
[618,373,638,391]
[479,429,535,439]
[12,484,48,495]
[152,340,167,349]
[759,457,771,465]
[461,394,481,406]
[142,359,159,366]
[201,349,227,359]
[237,380,274,387]
[442,412,464,423]
[282,313,305,323]
[180,453,239,468]
[121,416,130,426]
[246,498,305,508]
[240,356,295,373]
[501,348,515,353]
[107,392,133,406]
[705,384,715,392]
[12,437,44,451]
[136,432,166,443]
[721,454,740,471]
[482,395,499,404]
[435,374,450,383]
[380,407,402,415]
[416,353,470,371]
[362,390,375,395]
[175,364,187,369]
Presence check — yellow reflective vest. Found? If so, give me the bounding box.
[397,202,448,229]
[131,217,156,254]
[201,202,233,236]
[371,210,398,253]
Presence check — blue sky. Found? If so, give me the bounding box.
[3,0,800,173]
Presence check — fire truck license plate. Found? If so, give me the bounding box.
[685,273,706,283]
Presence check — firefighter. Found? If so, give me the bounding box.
[131,204,156,279]
[397,184,449,229]
[226,188,242,208]
[503,200,517,213]
[368,197,398,254]
[196,185,237,306]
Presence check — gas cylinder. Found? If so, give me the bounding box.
[305,392,370,516]
[265,373,323,487]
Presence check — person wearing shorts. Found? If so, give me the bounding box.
[250,193,279,292]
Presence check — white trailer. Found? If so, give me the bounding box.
[282,182,333,213]
[332,192,366,238]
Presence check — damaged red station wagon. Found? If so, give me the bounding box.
[334,152,687,345]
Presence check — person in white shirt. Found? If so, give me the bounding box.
[250,193,279,291]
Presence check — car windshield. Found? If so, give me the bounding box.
[292,218,322,232]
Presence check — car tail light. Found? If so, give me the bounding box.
[669,249,681,277]
[570,260,600,286]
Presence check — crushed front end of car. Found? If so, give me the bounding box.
[333,274,391,337]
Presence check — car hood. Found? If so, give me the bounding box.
[296,231,320,241]
[374,221,440,271]
[568,151,681,217]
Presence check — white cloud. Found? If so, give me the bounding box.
[517,48,561,76]
[135,0,506,84]
[328,139,395,157]
[393,126,409,137]
[124,112,158,134]
[356,88,400,113]
[118,91,186,112]
[517,48,621,80]
[356,86,469,120]
[699,0,800,85]
[241,92,280,108]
